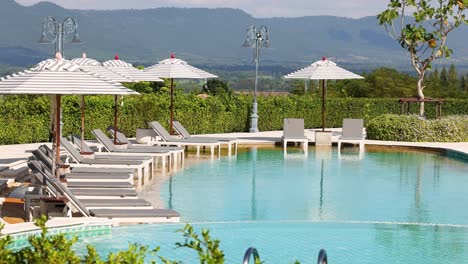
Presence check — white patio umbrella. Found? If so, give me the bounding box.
[71,53,135,146]
[144,53,217,134]
[0,53,139,177]
[284,57,364,131]
[102,55,165,141]
[102,55,164,82]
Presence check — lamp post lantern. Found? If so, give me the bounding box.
[242,25,270,133]
[38,16,81,142]
[39,16,81,57]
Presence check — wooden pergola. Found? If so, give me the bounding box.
[398,97,445,118]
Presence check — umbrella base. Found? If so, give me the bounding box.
[315,131,332,146]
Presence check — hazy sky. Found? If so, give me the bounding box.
[15,0,390,18]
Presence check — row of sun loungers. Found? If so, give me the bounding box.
[22,120,240,224]
[27,145,180,224]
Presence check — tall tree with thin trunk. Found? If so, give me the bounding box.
[377,0,468,116]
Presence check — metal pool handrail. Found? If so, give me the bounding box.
[243,247,260,264]
[317,249,328,264]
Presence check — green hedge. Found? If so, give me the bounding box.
[366,114,468,142]
[0,93,467,145]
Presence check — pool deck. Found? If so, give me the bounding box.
[0,128,467,235]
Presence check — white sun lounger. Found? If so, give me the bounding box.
[149,121,221,158]
[90,129,173,172]
[282,118,308,153]
[172,120,237,156]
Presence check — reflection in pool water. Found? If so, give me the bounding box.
[80,147,468,263]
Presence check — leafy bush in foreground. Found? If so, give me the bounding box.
[366,114,468,142]
[0,216,295,263]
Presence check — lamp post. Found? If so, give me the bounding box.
[38,16,81,142]
[39,16,81,57]
[242,25,270,133]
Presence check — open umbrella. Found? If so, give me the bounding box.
[0,53,139,177]
[102,55,164,82]
[71,53,134,147]
[284,57,363,131]
[102,55,164,142]
[144,53,217,134]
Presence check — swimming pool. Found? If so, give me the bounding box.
[78,147,468,263]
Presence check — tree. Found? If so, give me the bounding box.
[447,64,460,96]
[377,0,468,116]
[425,68,442,97]
[202,79,231,95]
[461,74,468,92]
[440,67,448,87]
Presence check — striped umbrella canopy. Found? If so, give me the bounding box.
[144,53,217,134]
[0,54,139,177]
[71,54,134,83]
[71,53,135,147]
[284,58,364,131]
[102,55,164,82]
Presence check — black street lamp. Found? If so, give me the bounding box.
[242,25,270,133]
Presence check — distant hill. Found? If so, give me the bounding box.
[1,0,467,69]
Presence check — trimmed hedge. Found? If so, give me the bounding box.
[0,93,467,145]
[366,114,468,142]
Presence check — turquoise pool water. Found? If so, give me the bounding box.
[78,147,468,263]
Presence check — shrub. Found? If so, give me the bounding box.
[366,114,468,142]
[0,94,467,145]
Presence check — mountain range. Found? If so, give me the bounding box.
[1,0,468,71]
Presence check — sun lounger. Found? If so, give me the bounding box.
[90,129,173,172]
[337,119,365,151]
[149,121,221,157]
[33,166,179,222]
[103,128,185,166]
[172,120,238,156]
[53,178,178,219]
[32,145,135,179]
[282,118,308,152]
[80,199,152,208]
[60,137,153,189]
[38,144,136,175]
[28,160,139,199]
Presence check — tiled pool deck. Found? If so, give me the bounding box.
[0,128,467,235]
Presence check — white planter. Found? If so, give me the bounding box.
[315,131,332,146]
[135,128,157,144]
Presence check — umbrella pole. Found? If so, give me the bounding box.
[81,95,85,152]
[114,95,118,144]
[170,78,174,135]
[321,80,326,131]
[55,95,61,179]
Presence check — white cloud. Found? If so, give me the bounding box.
[15,0,390,18]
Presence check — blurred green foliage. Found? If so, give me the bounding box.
[0,90,467,145]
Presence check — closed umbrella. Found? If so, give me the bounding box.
[71,53,134,147]
[0,53,139,177]
[284,57,363,131]
[144,53,217,134]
